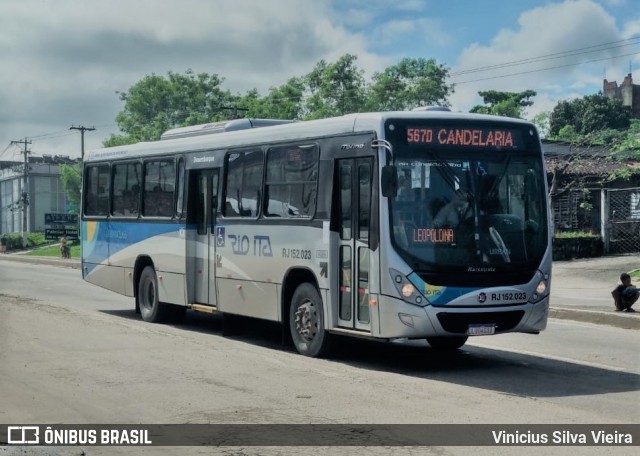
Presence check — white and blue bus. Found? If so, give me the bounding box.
[81,110,551,357]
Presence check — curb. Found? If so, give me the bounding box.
[549,307,640,330]
[0,254,81,270]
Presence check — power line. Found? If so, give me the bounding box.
[0,142,20,160]
[451,37,640,76]
[451,50,640,85]
[30,128,74,140]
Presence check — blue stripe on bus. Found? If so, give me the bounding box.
[82,220,181,271]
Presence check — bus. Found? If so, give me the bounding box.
[81,110,551,357]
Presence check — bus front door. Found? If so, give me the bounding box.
[193,169,219,306]
[337,157,373,332]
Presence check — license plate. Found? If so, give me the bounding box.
[467,324,496,336]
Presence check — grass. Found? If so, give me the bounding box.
[25,243,81,259]
[629,270,640,279]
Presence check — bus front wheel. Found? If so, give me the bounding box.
[289,283,332,358]
[138,266,169,323]
[426,336,468,350]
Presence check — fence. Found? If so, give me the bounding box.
[603,187,640,254]
[552,186,640,255]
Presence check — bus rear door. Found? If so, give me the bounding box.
[192,169,219,306]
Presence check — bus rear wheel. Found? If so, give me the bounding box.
[138,266,169,323]
[289,283,332,358]
[426,336,468,350]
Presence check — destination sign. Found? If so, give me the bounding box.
[412,228,455,244]
[406,126,524,149]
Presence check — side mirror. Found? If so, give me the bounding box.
[381,165,397,198]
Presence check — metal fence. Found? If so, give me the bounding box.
[553,187,640,254]
[606,187,640,254]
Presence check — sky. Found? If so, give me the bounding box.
[1,0,639,160]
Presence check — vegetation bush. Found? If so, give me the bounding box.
[1,232,51,251]
[553,231,603,260]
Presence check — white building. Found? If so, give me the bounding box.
[0,155,78,234]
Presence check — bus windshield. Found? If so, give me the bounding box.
[390,150,547,271]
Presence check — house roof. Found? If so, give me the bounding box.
[541,140,610,157]
[544,157,638,177]
[542,139,639,177]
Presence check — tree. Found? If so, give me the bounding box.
[104,69,235,146]
[531,111,551,138]
[470,90,536,118]
[59,163,81,213]
[612,119,640,157]
[368,58,453,111]
[239,77,305,120]
[549,93,631,137]
[105,55,454,146]
[304,54,367,119]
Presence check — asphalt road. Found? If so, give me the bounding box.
[0,260,638,455]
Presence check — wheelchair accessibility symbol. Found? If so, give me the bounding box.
[216,227,225,247]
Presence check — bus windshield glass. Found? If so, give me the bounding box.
[389,143,547,271]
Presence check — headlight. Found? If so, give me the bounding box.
[390,269,426,306]
[529,271,549,303]
[401,283,416,297]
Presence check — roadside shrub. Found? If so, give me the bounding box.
[27,232,48,247]
[2,233,24,250]
[553,231,603,260]
[1,232,50,251]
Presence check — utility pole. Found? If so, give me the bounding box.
[10,138,31,248]
[70,125,95,160]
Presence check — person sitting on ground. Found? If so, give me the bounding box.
[611,272,639,312]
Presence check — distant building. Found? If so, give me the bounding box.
[0,155,79,234]
[603,73,640,118]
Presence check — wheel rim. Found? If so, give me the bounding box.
[294,299,318,342]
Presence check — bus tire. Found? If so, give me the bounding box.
[289,283,332,358]
[138,266,169,323]
[426,336,468,350]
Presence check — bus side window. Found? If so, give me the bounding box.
[265,144,318,218]
[176,158,185,218]
[143,160,175,217]
[339,164,352,240]
[84,164,110,217]
[223,150,263,218]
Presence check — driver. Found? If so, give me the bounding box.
[434,192,473,227]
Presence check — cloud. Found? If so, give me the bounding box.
[375,18,451,48]
[0,0,389,156]
[449,0,624,116]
